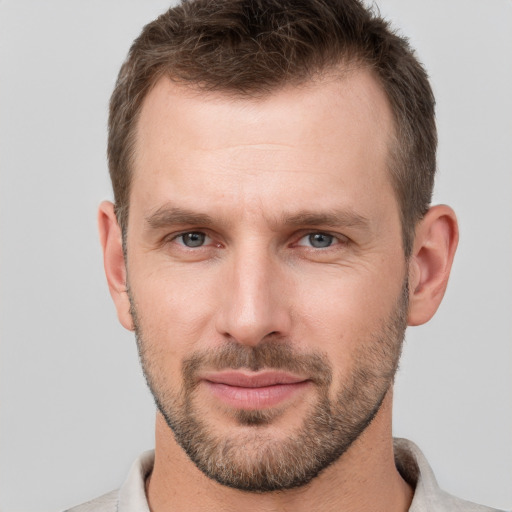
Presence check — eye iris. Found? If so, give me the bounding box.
[182,232,205,247]
[309,233,333,248]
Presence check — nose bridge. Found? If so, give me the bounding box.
[217,240,290,345]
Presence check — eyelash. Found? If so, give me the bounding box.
[295,232,348,249]
[171,231,215,248]
[168,230,348,250]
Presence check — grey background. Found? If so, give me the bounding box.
[1,1,511,511]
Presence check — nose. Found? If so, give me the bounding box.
[215,246,292,346]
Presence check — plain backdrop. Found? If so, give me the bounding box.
[1,1,511,511]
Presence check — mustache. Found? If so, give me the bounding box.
[182,339,333,388]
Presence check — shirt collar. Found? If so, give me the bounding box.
[116,439,461,512]
[118,449,154,512]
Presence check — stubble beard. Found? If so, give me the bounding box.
[129,280,409,493]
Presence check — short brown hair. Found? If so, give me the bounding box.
[108,0,436,256]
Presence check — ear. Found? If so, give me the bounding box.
[98,201,134,331]
[407,205,459,326]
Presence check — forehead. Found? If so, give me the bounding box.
[135,68,394,156]
[131,70,397,224]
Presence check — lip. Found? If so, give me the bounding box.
[200,371,311,410]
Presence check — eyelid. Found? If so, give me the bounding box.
[294,231,349,248]
[165,230,214,247]
[162,229,348,249]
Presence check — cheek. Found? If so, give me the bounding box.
[128,262,220,357]
[295,266,401,331]
[291,265,405,372]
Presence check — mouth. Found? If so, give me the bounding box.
[200,371,311,410]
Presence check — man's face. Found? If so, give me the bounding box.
[124,71,409,491]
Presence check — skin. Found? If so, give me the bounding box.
[99,69,458,512]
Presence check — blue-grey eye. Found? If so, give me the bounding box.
[307,233,334,248]
[179,232,207,247]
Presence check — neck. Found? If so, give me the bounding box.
[146,390,412,512]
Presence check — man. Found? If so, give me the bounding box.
[68,0,503,511]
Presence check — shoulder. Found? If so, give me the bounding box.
[63,489,118,512]
[394,438,508,512]
[63,450,154,512]
[433,490,508,512]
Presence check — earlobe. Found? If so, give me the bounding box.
[407,205,459,326]
[98,201,134,331]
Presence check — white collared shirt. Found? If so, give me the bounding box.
[65,438,505,512]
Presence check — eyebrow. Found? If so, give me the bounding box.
[281,210,371,230]
[145,206,215,230]
[144,205,371,231]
